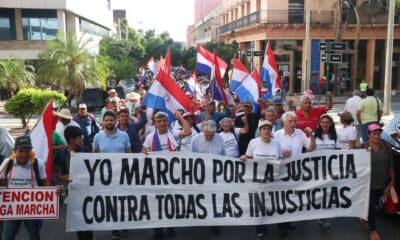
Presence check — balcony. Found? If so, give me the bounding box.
[218,9,395,35]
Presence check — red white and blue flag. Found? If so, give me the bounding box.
[30,101,54,182]
[155,56,164,74]
[185,72,204,101]
[142,70,198,122]
[147,56,156,74]
[196,44,227,77]
[209,52,228,105]
[230,58,261,110]
[163,48,171,76]
[261,41,282,99]
[179,64,186,72]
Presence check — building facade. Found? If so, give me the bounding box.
[0,0,113,59]
[193,0,222,46]
[212,0,400,94]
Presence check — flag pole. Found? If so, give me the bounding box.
[28,100,53,136]
[230,72,251,93]
[211,50,216,101]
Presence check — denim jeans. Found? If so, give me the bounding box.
[2,220,40,240]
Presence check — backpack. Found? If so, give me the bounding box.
[5,158,43,186]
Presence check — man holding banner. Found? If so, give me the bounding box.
[273,112,315,237]
[92,111,131,239]
[141,110,191,238]
[0,136,50,240]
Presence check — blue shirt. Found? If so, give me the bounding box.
[93,129,130,153]
[73,113,99,146]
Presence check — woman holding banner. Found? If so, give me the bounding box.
[240,120,282,240]
[313,114,337,230]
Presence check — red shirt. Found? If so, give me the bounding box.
[296,106,326,132]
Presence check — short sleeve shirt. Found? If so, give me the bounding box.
[219,128,240,158]
[296,106,326,132]
[336,126,357,149]
[93,129,130,153]
[246,138,281,161]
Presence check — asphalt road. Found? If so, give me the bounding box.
[13,204,400,240]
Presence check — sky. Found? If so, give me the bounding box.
[112,0,195,42]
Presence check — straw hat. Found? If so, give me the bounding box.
[125,92,140,101]
[55,108,73,120]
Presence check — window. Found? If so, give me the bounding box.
[22,9,57,40]
[0,9,16,40]
[80,18,109,37]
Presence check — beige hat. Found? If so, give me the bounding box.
[108,89,117,94]
[258,120,273,129]
[125,92,140,101]
[55,108,73,120]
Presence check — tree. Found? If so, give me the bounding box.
[38,33,108,106]
[0,57,35,97]
[4,88,66,128]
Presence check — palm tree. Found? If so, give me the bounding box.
[0,57,35,97]
[38,33,109,107]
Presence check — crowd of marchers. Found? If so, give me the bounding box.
[0,84,395,240]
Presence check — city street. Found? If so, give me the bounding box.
[1,94,400,240]
[20,206,400,240]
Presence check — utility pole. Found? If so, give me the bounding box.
[303,0,311,92]
[383,0,395,115]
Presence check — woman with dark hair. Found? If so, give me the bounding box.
[313,114,337,230]
[314,114,337,151]
[337,111,357,149]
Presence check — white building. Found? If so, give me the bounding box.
[0,0,113,59]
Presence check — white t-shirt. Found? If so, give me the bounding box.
[0,158,46,187]
[143,130,178,152]
[174,125,202,152]
[336,126,357,149]
[246,138,282,161]
[219,128,240,158]
[344,95,362,125]
[315,134,336,151]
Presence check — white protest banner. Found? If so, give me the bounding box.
[0,187,59,220]
[66,150,370,232]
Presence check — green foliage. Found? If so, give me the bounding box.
[99,36,144,80]
[4,88,66,128]
[38,33,108,102]
[110,58,139,80]
[0,57,35,96]
[99,21,239,80]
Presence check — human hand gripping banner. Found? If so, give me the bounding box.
[66,150,370,232]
